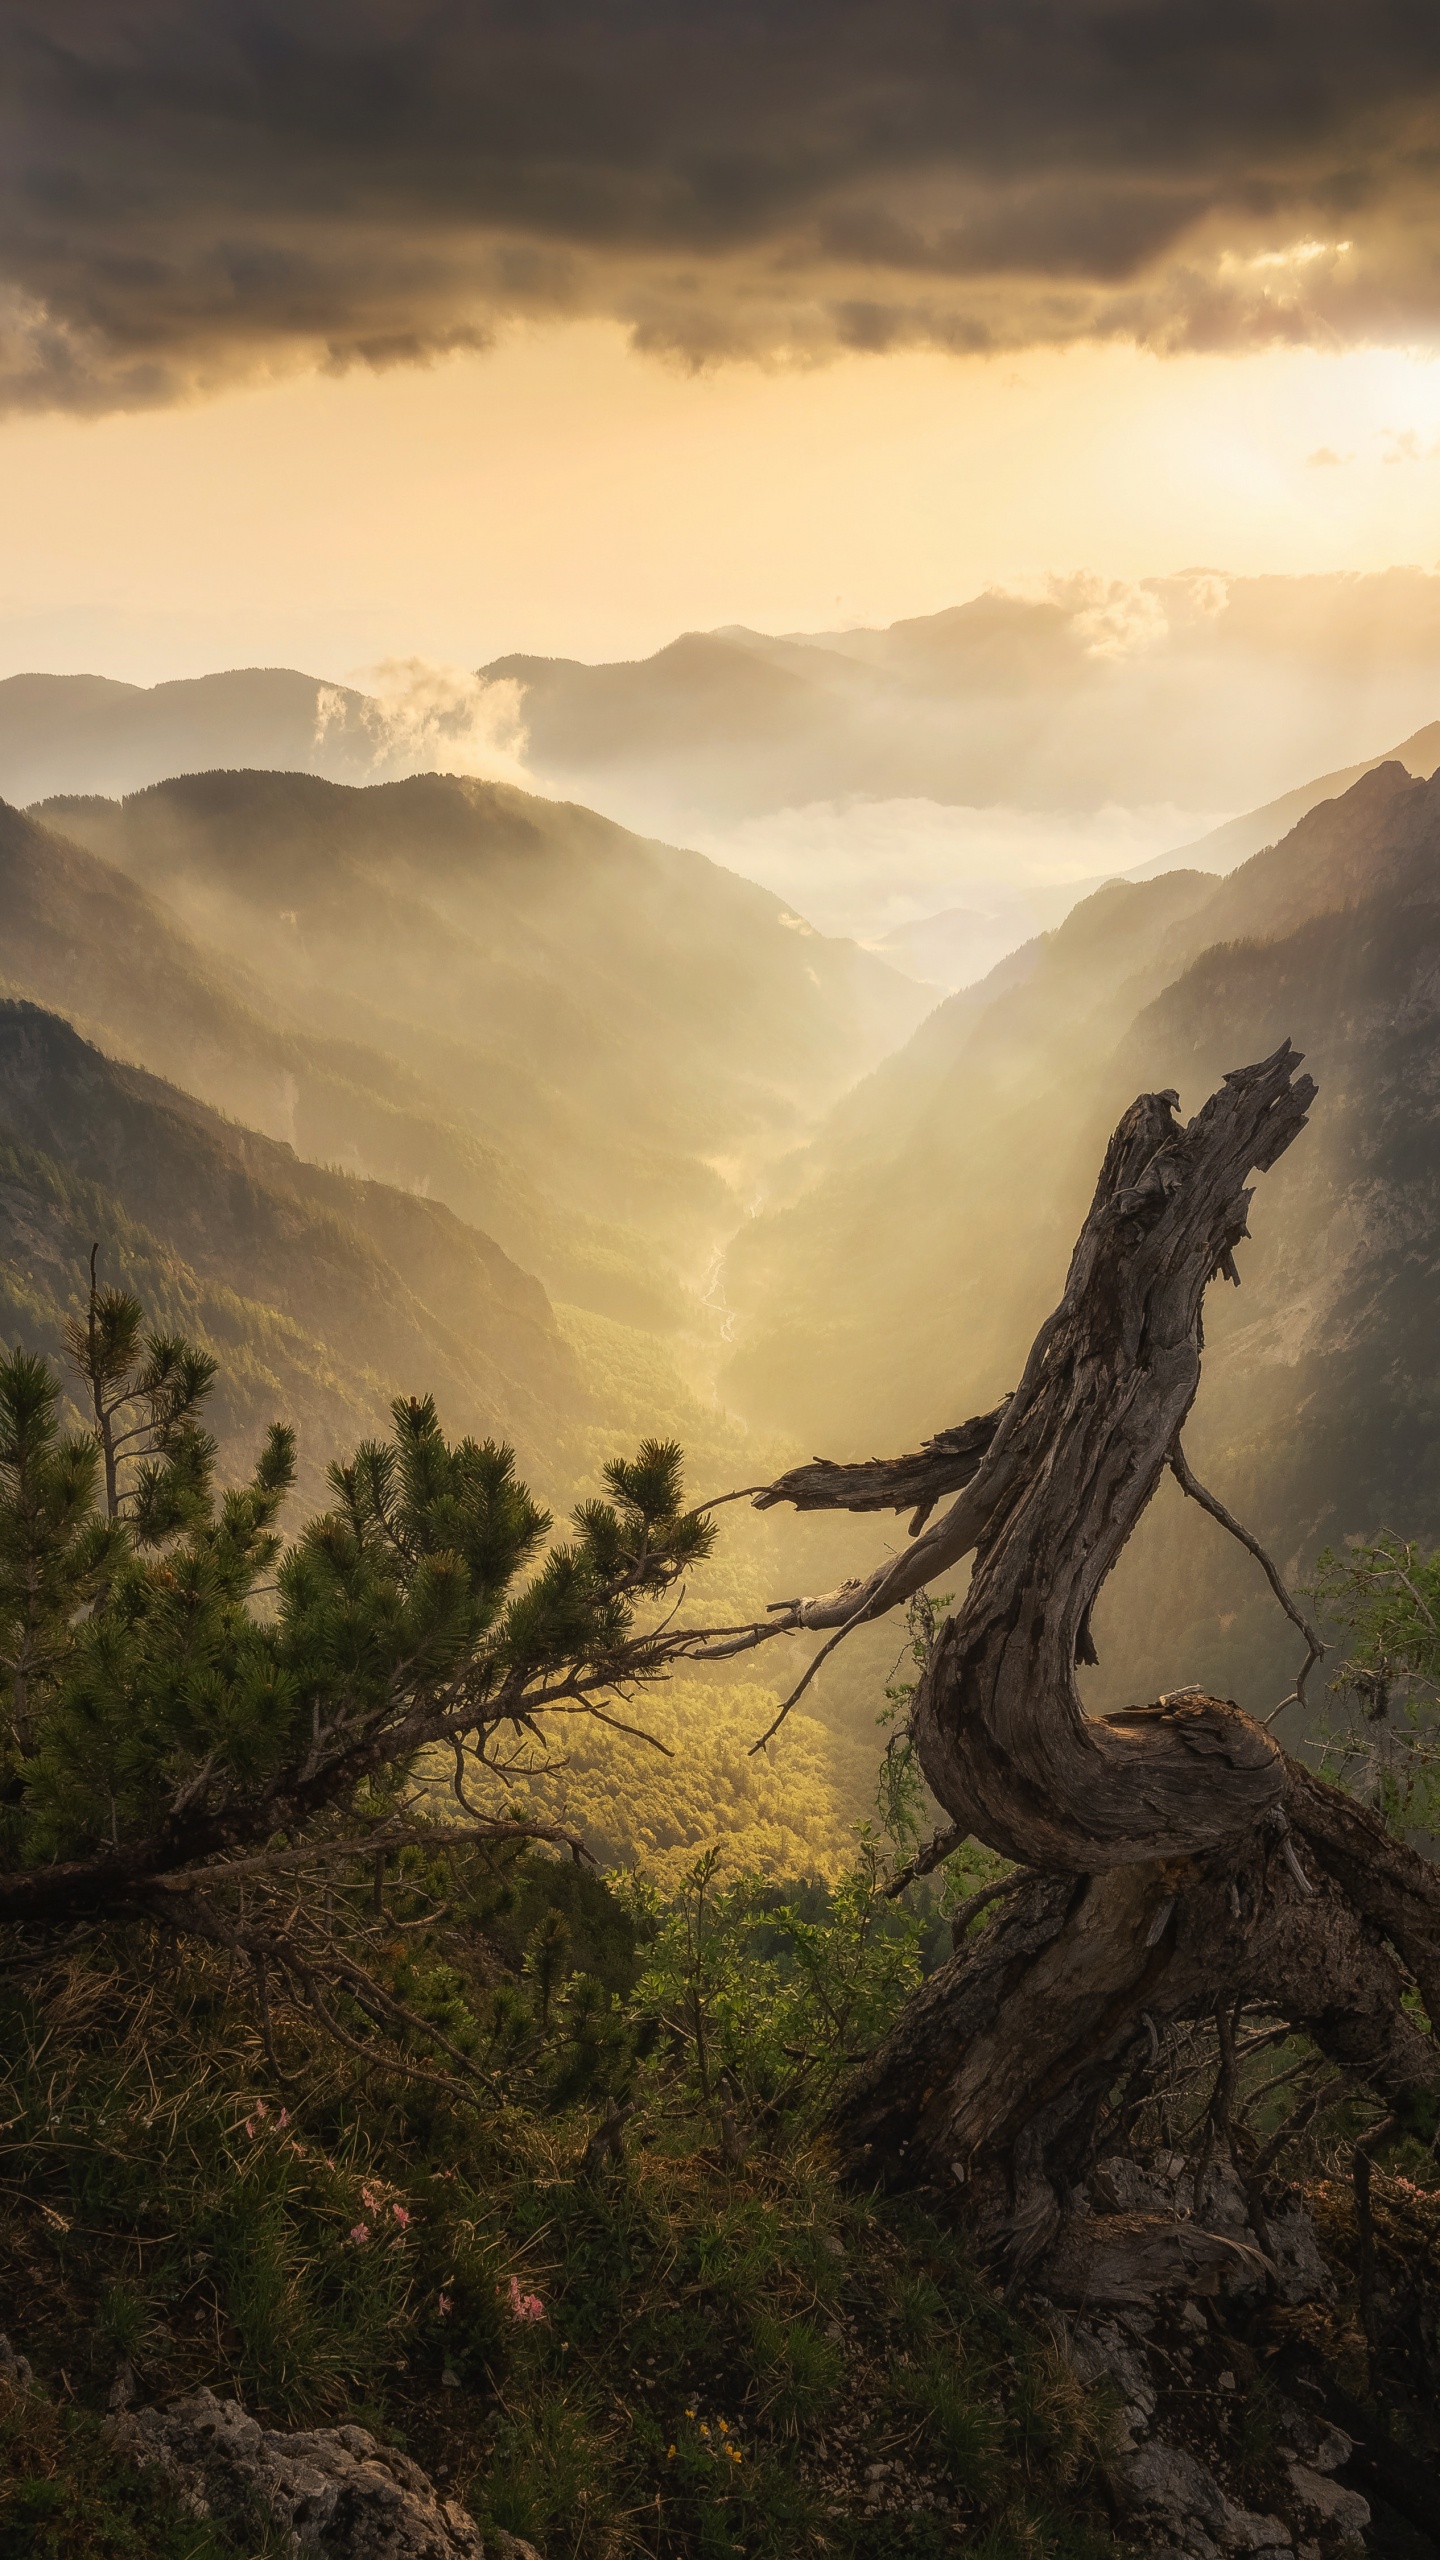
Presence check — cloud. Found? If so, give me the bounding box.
[6,4,1440,413]
[1380,425,1440,462]
[321,658,534,788]
[677,794,1227,944]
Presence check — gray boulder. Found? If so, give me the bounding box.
[110,2386,538,2560]
[1113,2438,1291,2555]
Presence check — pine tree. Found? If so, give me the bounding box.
[0,1266,716,2080]
[65,1245,218,1532]
[0,1352,118,1776]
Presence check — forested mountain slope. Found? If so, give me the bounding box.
[0,1000,586,1511]
[37,770,927,1268]
[724,760,1440,1724]
[0,794,672,1328]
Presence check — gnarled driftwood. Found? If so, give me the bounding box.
[730,1044,1440,2290]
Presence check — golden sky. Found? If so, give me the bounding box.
[8,8,1440,681]
[5,324,1440,682]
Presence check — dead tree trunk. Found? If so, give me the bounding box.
[743,1045,1440,2291]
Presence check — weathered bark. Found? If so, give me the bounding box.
[835,1819,1439,2191]
[742,1045,1440,2285]
[907,1049,1312,1869]
[753,1403,1007,1533]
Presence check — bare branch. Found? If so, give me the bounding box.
[750,1403,1008,1524]
[882,1821,965,1899]
[147,1815,589,1899]
[1168,1437,1327,1714]
[573,1698,674,1754]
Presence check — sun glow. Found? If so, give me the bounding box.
[2,326,1440,682]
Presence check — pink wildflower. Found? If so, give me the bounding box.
[437,2292,453,2318]
[361,2184,381,2213]
[392,2204,411,2227]
[350,2223,371,2246]
[506,2275,545,2324]
[278,2109,290,2129]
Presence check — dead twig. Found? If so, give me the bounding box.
[1168,1438,1327,1716]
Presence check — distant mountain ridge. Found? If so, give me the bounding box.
[12,573,1440,847]
[479,582,1440,827]
[1140,716,1440,877]
[0,668,380,804]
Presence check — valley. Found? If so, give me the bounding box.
[5,692,1440,1872]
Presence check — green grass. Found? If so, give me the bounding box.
[0,1864,1123,2560]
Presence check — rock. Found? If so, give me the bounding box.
[1069,2154,1331,2308]
[0,2336,35,2394]
[1284,2458,1369,2546]
[1264,2200,1333,2308]
[110,2386,529,2560]
[1043,2209,1269,2305]
[1061,2316,1157,2451]
[1280,2410,1352,2475]
[1224,2513,1293,2554]
[1113,2439,1291,2554]
[1113,2440,1229,2551]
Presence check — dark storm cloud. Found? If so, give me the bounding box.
[5,0,1440,410]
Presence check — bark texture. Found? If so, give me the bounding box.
[907,1047,1311,1870]
[753,1404,1006,1534]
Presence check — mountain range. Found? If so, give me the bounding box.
[482,577,1440,827]
[13,566,1440,871]
[0,669,380,805]
[6,773,923,1330]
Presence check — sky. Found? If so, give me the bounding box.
[6,4,1440,683]
[5,325,1440,683]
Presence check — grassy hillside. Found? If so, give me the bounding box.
[0,1851,1120,2560]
